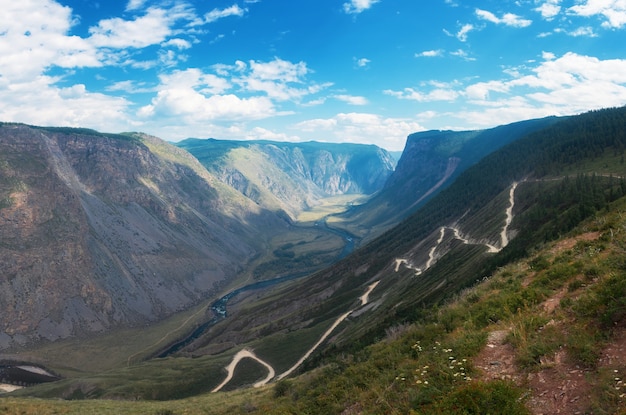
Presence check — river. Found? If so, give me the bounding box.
[156,222,356,358]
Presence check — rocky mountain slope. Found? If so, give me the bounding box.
[0,125,287,348]
[177,139,396,219]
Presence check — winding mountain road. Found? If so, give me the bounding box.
[212,349,276,392]
[212,281,380,390]
[395,181,519,274]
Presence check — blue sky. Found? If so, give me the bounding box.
[1,1,625,150]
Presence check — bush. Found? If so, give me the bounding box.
[429,381,530,415]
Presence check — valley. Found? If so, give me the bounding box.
[1,107,626,414]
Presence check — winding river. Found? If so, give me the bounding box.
[156,222,356,358]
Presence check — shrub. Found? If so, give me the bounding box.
[429,381,531,415]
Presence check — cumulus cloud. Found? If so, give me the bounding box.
[534,0,562,20]
[0,1,99,82]
[233,58,323,101]
[343,0,380,14]
[464,53,626,126]
[384,52,626,130]
[0,75,133,130]
[138,57,330,126]
[294,113,424,150]
[126,0,147,11]
[568,0,626,28]
[476,9,532,27]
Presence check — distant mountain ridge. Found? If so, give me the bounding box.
[335,116,562,240]
[177,138,396,220]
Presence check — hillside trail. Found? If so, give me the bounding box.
[213,281,380,390]
[211,349,275,392]
[277,280,380,381]
[473,232,626,415]
[394,181,518,275]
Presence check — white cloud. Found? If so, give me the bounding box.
[138,68,252,122]
[476,8,532,27]
[333,94,369,105]
[463,53,626,126]
[384,52,626,130]
[234,58,328,101]
[534,0,561,20]
[163,38,192,50]
[416,50,444,57]
[456,23,475,41]
[0,1,100,82]
[294,113,424,150]
[138,57,329,125]
[343,0,380,14]
[88,8,178,49]
[126,0,147,12]
[568,0,626,28]
[0,75,134,131]
[450,49,476,61]
[205,4,247,23]
[384,87,460,102]
[356,58,371,67]
[568,26,597,37]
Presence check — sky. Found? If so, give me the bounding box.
[1,1,625,151]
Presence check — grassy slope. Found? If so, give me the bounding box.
[3,175,626,414]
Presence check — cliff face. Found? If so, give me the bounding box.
[177,139,396,219]
[0,125,284,349]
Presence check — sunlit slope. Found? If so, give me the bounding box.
[177,138,395,220]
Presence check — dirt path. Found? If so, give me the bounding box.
[425,227,446,270]
[277,280,381,381]
[212,349,276,392]
[500,182,518,249]
[213,281,381,389]
[394,181,520,274]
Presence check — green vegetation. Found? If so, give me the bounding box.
[3,107,626,413]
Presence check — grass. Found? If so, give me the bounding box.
[297,194,369,223]
[5,197,626,414]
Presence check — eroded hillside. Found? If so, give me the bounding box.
[0,125,286,348]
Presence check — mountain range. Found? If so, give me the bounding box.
[1,106,626,414]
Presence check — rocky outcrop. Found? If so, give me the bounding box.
[0,125,286,349]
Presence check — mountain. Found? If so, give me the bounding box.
[0,125,290,348]
[3,107,626,414]
[176,138,396,220]
[334,117,561,240]
[76,106,624,400]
